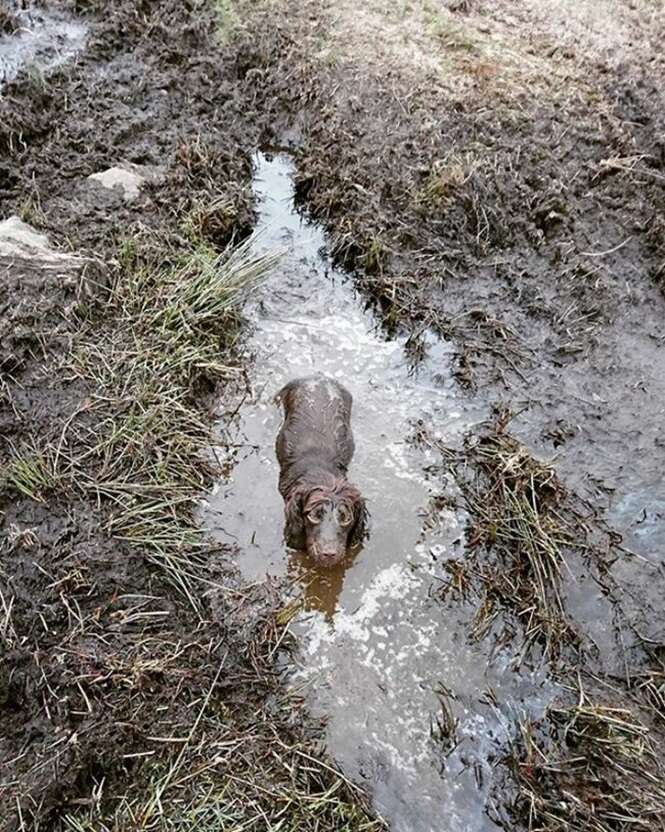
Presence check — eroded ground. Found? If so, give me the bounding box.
[1,0,664,830]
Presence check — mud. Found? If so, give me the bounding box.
[2,0,664,829]
[0,3,86,89]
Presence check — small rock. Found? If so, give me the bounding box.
[0,216,79,266]
[88,161,164,202]
[0,216,52,254]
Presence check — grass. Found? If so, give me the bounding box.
[427,13,479,53]
[508,679,665,832]
[63,738,381,831]
[429,416,581,659]
[635,663,665,726]
[427,416,665,825]
[4,233,281,606]
[0,586,18,651]
[0,8,19,34]
[416,153,476,210]
[215,0,242,43]
[59,618,384,832]
[79,235,280,602]
[181,194,241,246]
[3,440,61,501]
[646,212,665,285]
[18,185,47,228]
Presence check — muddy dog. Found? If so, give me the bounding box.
[275,375,368,566]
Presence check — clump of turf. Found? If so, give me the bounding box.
[430,415,580,659]
[507,679,665,832]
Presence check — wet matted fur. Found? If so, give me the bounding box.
[275,375,368,566]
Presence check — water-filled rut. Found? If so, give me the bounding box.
[205,153,554,831]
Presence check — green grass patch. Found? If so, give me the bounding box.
[214,0,241,44]
[3,233,281,607]
[3,441,61,502]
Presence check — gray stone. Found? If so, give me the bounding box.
[0,216,90,303]
[87,161,164,202]
[0,215,80,265]
[0,215,52,253]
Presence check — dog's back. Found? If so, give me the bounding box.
[275,375,355,494]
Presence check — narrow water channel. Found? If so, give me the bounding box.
[206,153,554,831]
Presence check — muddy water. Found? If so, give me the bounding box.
[0,3,86,89]
[206,153,555,831]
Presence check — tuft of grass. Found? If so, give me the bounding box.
[508,681,665,832]
[215,0,241,44]
[361,235,386,275]
[416,153,476,210]
[430,683,459,760]
[180,194,242,246]
[2,441,60,502]
[145,237,270,337]
[428,13,479,53]
[429,417,580,659]
[18,186,47,228]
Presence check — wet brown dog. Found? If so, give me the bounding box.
[275,375,368,567]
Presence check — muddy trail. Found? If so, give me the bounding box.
[1,0,665,830]
[207,153,498,830]
[206,152,665,831]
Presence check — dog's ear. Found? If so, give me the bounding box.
[349,496,369,548]
[284,486,307,550]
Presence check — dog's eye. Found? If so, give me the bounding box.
[307,509,322,524]
[338,505,353,526]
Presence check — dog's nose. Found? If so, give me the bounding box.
[321,550,338,562]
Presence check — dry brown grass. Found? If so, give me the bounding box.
[429,416,580,659]
[508,679,665,832]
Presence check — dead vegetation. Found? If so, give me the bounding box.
[55,606,383,832]
[507,679,665,832]
[422,413,665,827]
[425,414,584,659]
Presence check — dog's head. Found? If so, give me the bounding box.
[284,477,368,567]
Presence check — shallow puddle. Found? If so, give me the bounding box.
[206,153,555,831]
[0,3,86,90]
